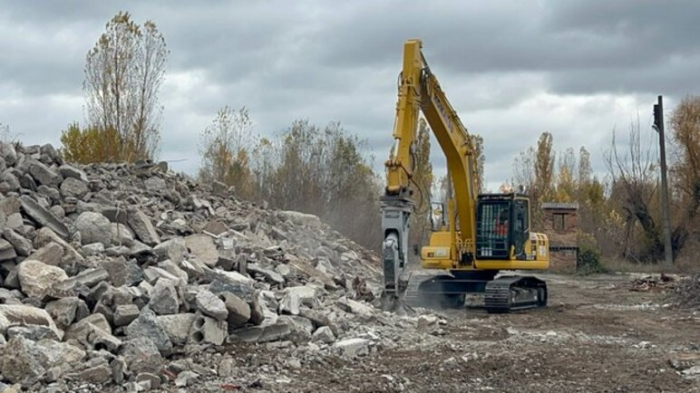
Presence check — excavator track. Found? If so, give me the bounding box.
[484,275,547,313]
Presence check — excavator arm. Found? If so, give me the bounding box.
[382,39,480,299]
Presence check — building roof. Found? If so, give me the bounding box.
[542,202,579,210]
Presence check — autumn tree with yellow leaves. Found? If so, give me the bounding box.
[61,11,167,164]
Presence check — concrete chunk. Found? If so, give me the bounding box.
[18,260,68,299]
[114,304,140,327]
[3,228,32,256]
[127,208,160,246]
[20,195,69,239]
[196,289,228,320]
[74,211,113,247]
[149,279,179,315]
[125,308,173,357]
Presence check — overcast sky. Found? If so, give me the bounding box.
[2,0,699,192]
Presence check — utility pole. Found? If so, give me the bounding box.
[653,95,673,265]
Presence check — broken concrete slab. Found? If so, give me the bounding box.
[120,337,164,375]
[337,296,374,318]
[18,259,68,299]
[20,196,69,239]
[125,308,173,357]
[154,237,187,264]
[0,304,60,337]
[185,234,218,267]
[0,238,17,261]
[334,338,370,357]
[196,289,228,321]
[3,228,31,256]
[221,291,251,329]
[114,304,140,327]
[45,297,83,330]
[127,208,160,246]
[28,160,62,187]
[232,323,291,343]
[58,164,88,182]
[157,313,196,346]
[149,279,179,315]
[188,313,227,346]
[101,257,143,287]
[74,211,113,247]
[60,177,89,199]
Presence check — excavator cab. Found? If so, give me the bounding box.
[476,193,530,260]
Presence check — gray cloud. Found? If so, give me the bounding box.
[1,0,698,191]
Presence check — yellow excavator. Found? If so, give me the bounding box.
[381,39,549,312]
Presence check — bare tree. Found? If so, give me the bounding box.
[198,107,255,197]
[605,120,662,261]
[84,11,167,162]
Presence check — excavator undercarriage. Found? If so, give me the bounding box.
[394,271,547,313]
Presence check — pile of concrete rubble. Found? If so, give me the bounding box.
[0,141,412,392]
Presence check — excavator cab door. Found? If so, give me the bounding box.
[512,198,529,259]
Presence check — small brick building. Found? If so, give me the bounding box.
[541,202,579,273]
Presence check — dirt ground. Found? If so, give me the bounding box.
[213,272,700,393]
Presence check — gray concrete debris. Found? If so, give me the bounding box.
[34,227,84,266]
[86,324,123,352]
[312,326,336,344]
[120,337,164,374]
[27,242,63,266]
[185,234,219,267]
[175,370,199,388]
[65,313,112,342]
[102,257,144,287]
[196,289,228,321]
[143,266,180,285]
[60,177,89,199]
[248,263,285,286]
[52,268,110,295]
[0,141,389,389]
[127,208,160,246]
[2,335,49,386]
[125,308,173,357]
[114,304,140,327]
[157,313,196,346]
[7,325,60,341]
[19,196,70,239]
[221,292,251,329]
[149,279,179,315]
[279,291,301,316]
[136,372,161,390]
[278,315,314,344]
[74,211,113,247]
[334,338,370,357]
[58,164,88,182]
[29,160,62,187]
[337,296,374,317]
[0,238,17,261]
[232,323,292,343]
[188,313,227,346]
[3,228,32,256]
[45,297,83,330]
[111,223,135,246]
[17,260,68,299]
[0,304,60,337]
[0,142,17,166]
[66,364,112,384]
[144,176,166,192]
[153,237,187,263]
